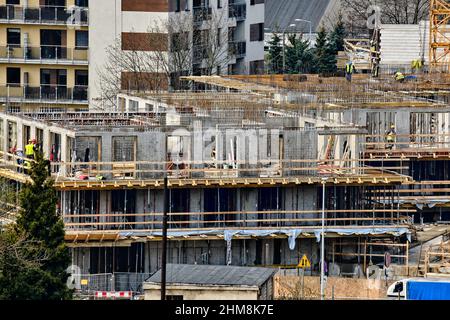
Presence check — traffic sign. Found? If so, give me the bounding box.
[384,252,391,268]
[297,254,311,269]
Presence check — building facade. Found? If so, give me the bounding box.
[0,0,89,112]
[0,0,266,112]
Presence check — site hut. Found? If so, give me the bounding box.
[143,264,277,300]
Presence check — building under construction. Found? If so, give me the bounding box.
[4,71,450,291]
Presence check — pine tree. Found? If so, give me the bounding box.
[267,33,283,74]
[329,14,347,54]
[285,34,314,74]
[314,26,337,75]
[1,152,72,300]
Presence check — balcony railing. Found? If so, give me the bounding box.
[0,85,88,103]
[228,41,246,58]
[0,5,88,25]
[61,209,413,232]
[193,6,212,24]
[229,3,246,21]
[0,45,88,63]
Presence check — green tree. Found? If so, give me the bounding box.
[329,14,347,54]
[267,33,283,74]
[285,34,315,74]
[0,152,72,300]
[314,26,337,75]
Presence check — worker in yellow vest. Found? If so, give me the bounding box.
[394,71,405,83]
[23,160,32,174]
[385,124,396,150]
[25,139,35,159]
[411,59,423,73]
[345,61,356,82]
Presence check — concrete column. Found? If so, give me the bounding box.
[189,189,202,228]
[16,121,23,150]
[43,129,51,158]
[2,118,8,157]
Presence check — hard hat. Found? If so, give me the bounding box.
[28,139,32,142]
[391,124,395,128]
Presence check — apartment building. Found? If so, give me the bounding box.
[0,1,266,111]
[0,0,89,112]
[170,0,265,75]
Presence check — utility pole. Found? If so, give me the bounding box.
[161,176,169,300]
[320,177,328,300]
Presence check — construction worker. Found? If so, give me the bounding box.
[23,159,31,174]
[394,71,405,83]
[411,59,423,73]
[25,139,35,159]
[15,148,23,173]
[385,124,396,150]
[345,61,356,82]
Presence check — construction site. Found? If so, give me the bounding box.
[1,0,450,301]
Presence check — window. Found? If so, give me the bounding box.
[6,67,20,86]
[7,28,20,47]
[75,30,88,49]
[217,0,222,8]
[75,70,88,86]
[249,60,264,74]
[184,0,189,11]
[175,0,181,12]
[250,0,264,5]
[75,0,89,7]
[129,100,139,112]
[145,103,154,112]
[112,136,136,162]
[6,0,20,4]
[250,23,264,42]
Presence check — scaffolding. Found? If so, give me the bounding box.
[430,0,450,71]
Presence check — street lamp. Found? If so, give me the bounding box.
[295,19,313,46]
[320,177,329,300]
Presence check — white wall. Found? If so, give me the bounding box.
[244,0,265,71]
[89,0,122,107]
[122,12,168,32]
[144,284,259,300]
[89,1,169,109]
[380,21,429,66]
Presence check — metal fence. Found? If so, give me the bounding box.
[71,273,152,295]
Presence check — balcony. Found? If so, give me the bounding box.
[228,3,246,21]
[0,85,88,104]
[228,41,246,59]
[193,6,212,25]
[0,5,88,26]
[193,44,208,63]
[0,45,88,65]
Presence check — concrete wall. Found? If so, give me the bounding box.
[144,283,259,300]
[380,22,429,66]
[274,275,394,300]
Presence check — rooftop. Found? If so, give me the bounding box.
[146,264,277,288]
